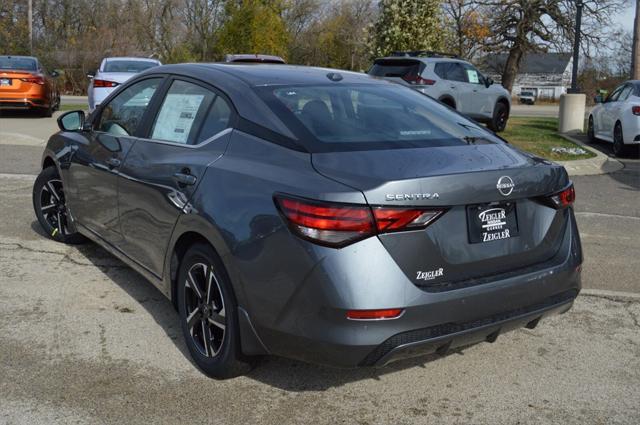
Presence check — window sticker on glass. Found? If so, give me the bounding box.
[466,69,479,84]
[152,94,205,143]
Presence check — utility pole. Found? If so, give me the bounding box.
[569,0,583,93]
[28,0,33,55]
[633,0,640,79]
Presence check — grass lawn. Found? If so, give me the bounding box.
[59,103,87,112]
[501,117,596,161]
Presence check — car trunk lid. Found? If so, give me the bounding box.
[312,144,571,288]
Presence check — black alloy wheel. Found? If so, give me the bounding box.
[177,243,254,379]
[32,166,85,244]
[613,122,626,157]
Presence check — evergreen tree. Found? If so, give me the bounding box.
[367,0,444,58]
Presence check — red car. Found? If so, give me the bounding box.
[0,55,60,117]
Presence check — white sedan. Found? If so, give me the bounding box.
[87,57,161,111]
[588,81,640,156]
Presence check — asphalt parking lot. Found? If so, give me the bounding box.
[1,112,639,424]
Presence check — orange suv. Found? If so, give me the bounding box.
[0,55,60,117]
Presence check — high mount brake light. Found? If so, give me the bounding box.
[541,184,575,209]
[275,195,445,247]
[93,79,119,88]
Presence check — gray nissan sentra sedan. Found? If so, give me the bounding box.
[33,64,582,379]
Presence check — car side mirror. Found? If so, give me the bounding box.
[594,95,604,104]
[50,70,60,78]
[87,72,95,79]
[57,110,87,132]
[485,77,494,88]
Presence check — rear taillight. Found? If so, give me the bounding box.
[20,75,45,85]
[632,106,640,116]
[402,74,436,86]
[275,195,445,247]
[93,79,119,88]
[542,184,575,209]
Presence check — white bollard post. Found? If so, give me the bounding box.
[558,93,586,133]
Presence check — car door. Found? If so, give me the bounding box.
[116,77,235,278]
[438,62,474,114]
[600,85,625,137]
[462,63,493,118]
[65,77,164,244]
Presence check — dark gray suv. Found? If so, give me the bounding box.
[33,64,582,378]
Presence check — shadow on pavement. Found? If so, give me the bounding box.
[0,109,47,119]
[30,219,472,388]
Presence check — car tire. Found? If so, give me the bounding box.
[587,116,596,143]
[177,242,254,379]
[613,122,627,157]
[32,166,86,244]
[488,102,508,132]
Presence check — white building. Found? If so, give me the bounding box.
[479,53,573,100]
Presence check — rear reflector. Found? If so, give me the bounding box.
[275,195,445,247]
[632,106,640,116]
[93,79,119,88]
[20,75,45,85]
[347,309,403,320]
[542,183,575,209]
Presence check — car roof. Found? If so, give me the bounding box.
[375,56,470,65]
[103,57,161,63]
[225,54,286,64]
[150,63,389,87]
[0,55,37,60]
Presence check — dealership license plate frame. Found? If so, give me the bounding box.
[467,201,519,244]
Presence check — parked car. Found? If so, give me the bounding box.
[224,54,286,64]
[0,55,60,116]
[588,80,640,156]
[34,64,581,379]
[368,51,511,132]
[87,57,161,110]
[519,90,536,105]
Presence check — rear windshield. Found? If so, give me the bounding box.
[257,83,501,151]
[0,57,37,71]
[104,60,159,73]
[368,59,424,79]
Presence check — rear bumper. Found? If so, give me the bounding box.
[364,289,576,366]
[0,97,47,109]
[250,209,583,367]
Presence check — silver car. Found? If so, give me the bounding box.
[87,57,161,110]
[369,51,512,132]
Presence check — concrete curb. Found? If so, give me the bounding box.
[556,133,623,176]
[580,288,640,302]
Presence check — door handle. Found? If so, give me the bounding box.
[105,157,121,168]
[173,172,197,186]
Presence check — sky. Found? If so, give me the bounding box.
[614,2,636,32]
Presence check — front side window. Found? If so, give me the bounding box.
[463,64,484,85]
[150,80,232,145]
[618,85,634,102]
[606,86,624,103]
[97,78,161,136]
[261,83,500,151]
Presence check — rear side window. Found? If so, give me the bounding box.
[434,62,467,82]
[368,60,424,79]
[150,80,232,145]
[261,83,499,151]
[97,78,161,136]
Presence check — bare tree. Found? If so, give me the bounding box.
[442,0,489,59]
[483,0,625,92]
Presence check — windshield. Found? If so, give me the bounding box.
[258,83,501,151]
[0,57,37,71]
[104,60,159,73]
